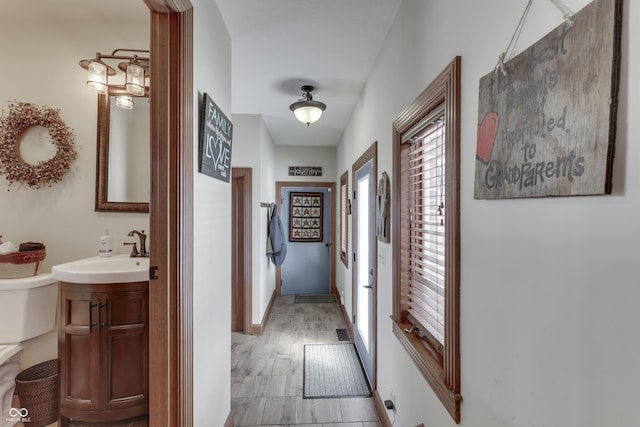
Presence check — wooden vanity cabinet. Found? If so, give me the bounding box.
[59,281,149,424]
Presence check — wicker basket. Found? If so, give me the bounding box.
[0,249,46,279]
[14,359,59,427]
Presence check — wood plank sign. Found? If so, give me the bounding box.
[474,0,621,199]
[198,93,233,183]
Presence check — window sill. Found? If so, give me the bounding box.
[339,252,348,268]
[391,319,461,423]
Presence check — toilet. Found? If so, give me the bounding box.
[0,274,58,427]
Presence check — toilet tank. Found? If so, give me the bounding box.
[0,274,58,344]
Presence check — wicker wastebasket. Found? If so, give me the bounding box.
[14,359,59,427]
[0,248,46,279]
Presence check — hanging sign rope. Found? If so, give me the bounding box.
[496,0,575,76]
[475,0,622,199]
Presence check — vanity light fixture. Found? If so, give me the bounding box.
[289,85,326,126]
[114,95,134,110]
[85,60,112,94]
[79,49,149,96]
[124,60,146,96]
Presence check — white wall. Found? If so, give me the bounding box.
[0,8,150,272]
[274,145,337,182]
[338,0,639,426]
[259,120,277,320]
[0,3,149,367]
[233,114,277,325]
[191,0,233,424]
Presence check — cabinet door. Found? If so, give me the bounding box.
[59,289,101,412]
[100,288,149,417]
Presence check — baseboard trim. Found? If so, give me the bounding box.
[373,389,393,427]
[338,297,354,341]
[224,409,234,427]
[250,289,276,335]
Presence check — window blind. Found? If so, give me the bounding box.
[403,110,446,349]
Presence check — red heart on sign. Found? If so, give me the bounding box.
[476,112,499,164]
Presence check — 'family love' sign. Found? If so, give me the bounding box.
[199,93,233,183]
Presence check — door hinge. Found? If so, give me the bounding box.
[352,314,356,323]
[353,190,356,200]
[149,266,159,280]
[353,252,356,263]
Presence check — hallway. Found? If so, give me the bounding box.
[231,296,380,426]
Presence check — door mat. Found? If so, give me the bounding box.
[303,343,371,399]
[336,328,350,342]
[294,294,336,304]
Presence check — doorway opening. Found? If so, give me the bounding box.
[351,142,378,388]
[232,168,253,333]
[275,181,337,298]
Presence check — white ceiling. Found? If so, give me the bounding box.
[4,0,402,147]
[216,0,403,146]
[0,0,148,24]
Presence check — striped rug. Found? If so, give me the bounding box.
[303,343,371,398]
[294,294,336,304]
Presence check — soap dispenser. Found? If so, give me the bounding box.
[99,227,113,257]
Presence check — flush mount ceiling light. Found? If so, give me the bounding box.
[79,49,150,101]
[289,85,326,126]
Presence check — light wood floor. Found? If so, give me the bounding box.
[231,295,380,426]
[13,295,378,426]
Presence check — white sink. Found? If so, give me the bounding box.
[52,254,149,284]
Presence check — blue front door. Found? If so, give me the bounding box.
[280,186,331,295]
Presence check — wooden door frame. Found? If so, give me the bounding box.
[275,181,337,297]
[144,1,193,426]
[232,167,253,334]
[351,141,378,390]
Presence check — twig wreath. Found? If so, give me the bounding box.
[0,101,76,189]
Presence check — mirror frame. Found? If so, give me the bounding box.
[95,85,150,213]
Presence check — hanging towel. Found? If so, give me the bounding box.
[266,203,287,266]
[266,205,275,256]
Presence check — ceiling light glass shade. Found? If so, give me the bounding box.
[290,103,325,125]
[87,61,108,94]
[289,85,327,125]
[115,95,134,110]
[126,63,146,96]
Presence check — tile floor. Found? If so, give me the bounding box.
[231,295,381,427]
[13,296,377,426]
[12,389,146,426]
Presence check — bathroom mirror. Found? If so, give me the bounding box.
[96,86,150,213]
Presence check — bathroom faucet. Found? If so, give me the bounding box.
[123,242,139,257]
[127,230,148,257]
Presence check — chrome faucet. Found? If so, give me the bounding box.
[127,230,148,257]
